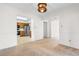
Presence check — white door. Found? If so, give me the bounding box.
[51,19,59,40]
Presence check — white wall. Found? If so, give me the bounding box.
[0,4,43,50]
[0,4,31,50]
[51,4,79,49]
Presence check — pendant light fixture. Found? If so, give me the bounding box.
[37,3,47,13]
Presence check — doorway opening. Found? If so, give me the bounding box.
[43,21,48,38]
[17,16,31,45]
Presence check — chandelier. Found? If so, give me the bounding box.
[37,3,47,13]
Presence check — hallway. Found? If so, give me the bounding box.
[0,38,79,56]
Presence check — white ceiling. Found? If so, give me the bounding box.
[5,3,33,12]
[5,3,71,12]
[5,3,72,19]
